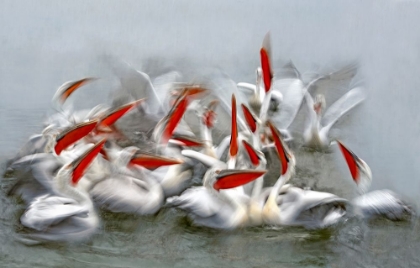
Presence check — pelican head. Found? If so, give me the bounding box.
[269,91,283,113]
[42,125,60,153]
[355,158,372,195]
[337,140,372,195]
[203,167,266,192]
[313,94,326,116]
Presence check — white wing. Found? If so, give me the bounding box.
[182,150,227,168]
[207,70,248,131]
[167,187,223,218]
[112,60,163,116]
[320,86,365,135]
[90,175,163,215]
[237,82,256,94]
[152,71,183,114]
[271,78,307,130]
[21,195,89,231]
[306,63,359,107]
[10,154,64,194]
[351,190,413,220]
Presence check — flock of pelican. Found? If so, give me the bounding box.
[5,33,414,244]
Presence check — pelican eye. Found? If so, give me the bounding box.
[215,170,221,174]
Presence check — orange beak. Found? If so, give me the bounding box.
[71,139,106,185]
[56,77,96,104]
[55,119,98,155]
[337,140,360,184]
[213,169,266,191]
[268,121,289,175]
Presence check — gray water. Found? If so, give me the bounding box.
[1,1,420,267]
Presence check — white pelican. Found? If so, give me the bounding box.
[302,87,365,149]
[19,139,105,243]
[262,122,347,229]
[337,141,413,220]
[7,121,105,203]
[82,140,184,215]
[241,140,267,226]
[237,32,359,144]
[167,167,266,229]
[52,77,97,108]
[88,169,165,215]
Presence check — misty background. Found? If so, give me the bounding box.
[1,0,419,203]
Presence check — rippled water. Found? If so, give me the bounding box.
[1,1,420,267]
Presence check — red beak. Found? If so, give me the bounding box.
[337,140,360,184]
[55,119,98,155]
[99,147,110,161]
[213,169,266,191]
[268,121,289,175]
[202,100,219,128]
[241,104,257,133]
[56,77,96,104]
[260,32,273,93]
[229,94,238,157]
[242,140,260,166]
[182,86,208,98]
[129,152,183,170]
[71,139,106,185]
[98,98,144,129]
[161,94,189,144]
[170,135,204,147]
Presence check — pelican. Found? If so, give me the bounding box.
[88,168,165,215]
[237,68,283,117]
[242,140,267,226]
[336,141,413,220]
[7,121,105,203]
[167,167,266,229]
[237,33,359,143]
[303,86,365,149]
[10,116,97,166]
[262,122,347,229]
[52,77,97,108]
[19,139,105,243]
[82,140,185,215]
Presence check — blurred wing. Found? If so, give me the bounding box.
[152,71,183,114]
[91,176,161,215]
[271,78,307,130]
[21,195,88,231]
[306,63,359,107]
[167,187,222,218]
[112,60,163,116]
[10,154,63,193]
[206,70,248,131]
[351,190,413,220]
[9,134,49,163]
[274,60,301,80]
[321,87,365,135]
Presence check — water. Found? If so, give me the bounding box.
[1,1,420,267]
